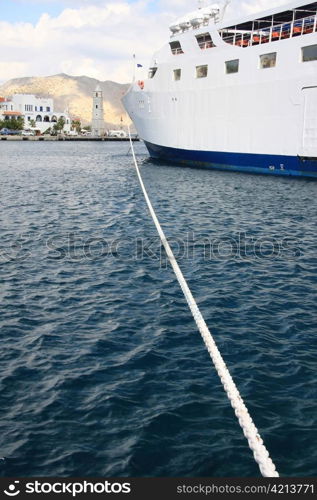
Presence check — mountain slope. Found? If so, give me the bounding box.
[0,74,130,127]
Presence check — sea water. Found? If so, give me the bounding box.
[0,141,316,477]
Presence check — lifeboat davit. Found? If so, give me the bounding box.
[178,16,191,30]
[189,10,204,27]
[169,23,181,34]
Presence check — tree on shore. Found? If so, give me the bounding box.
[71,119,81,133]
[0,116,24,130]
[53,117,65,134]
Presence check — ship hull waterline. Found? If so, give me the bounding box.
[144,141,317,178]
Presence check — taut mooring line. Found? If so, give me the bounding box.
[128,128,279,477]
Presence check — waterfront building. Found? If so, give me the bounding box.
[0,94,71,134]
[91,85,105,137]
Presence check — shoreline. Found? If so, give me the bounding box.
[0,136,139,142]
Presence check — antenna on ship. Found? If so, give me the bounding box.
[132,54,136,82]
[197,0,207,8]
[219,0,230,22]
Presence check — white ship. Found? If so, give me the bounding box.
[123,1,317,177]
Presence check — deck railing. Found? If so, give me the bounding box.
[220,13,317,47]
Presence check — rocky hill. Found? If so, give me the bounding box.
[0,74,130,127]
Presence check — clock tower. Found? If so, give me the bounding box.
[92,84,105,137]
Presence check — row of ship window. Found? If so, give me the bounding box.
[148,44,317,80]
[192,52,276,79]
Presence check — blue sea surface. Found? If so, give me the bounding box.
[0,141,316,477]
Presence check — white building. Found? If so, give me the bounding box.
[0,94,71,134]
[91,85,105,137]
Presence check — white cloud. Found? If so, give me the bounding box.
[0,0,293,83]
[0,1,171,82]
[0,61,29,80]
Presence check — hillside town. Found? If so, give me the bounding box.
[0,85,129,138]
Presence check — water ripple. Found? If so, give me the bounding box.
[0,141,316,477]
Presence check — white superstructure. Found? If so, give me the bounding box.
[123,1,317,177]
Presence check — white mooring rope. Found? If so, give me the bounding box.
[128,129,279,477]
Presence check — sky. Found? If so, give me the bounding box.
[0,0,292,83]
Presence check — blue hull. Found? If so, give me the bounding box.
[144,141,317,178]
